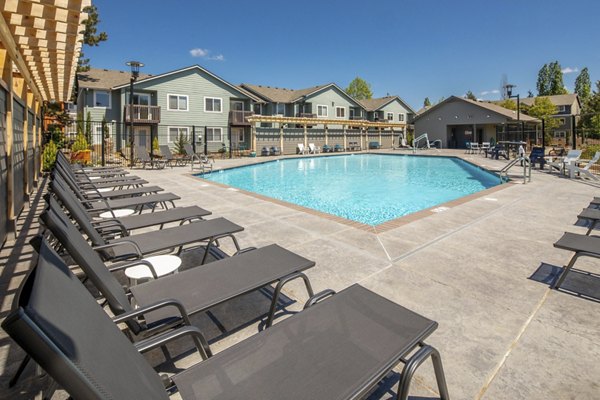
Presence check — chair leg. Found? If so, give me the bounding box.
[265,272,314,328]
[8,354,31,387]
[553,253,580,290]
[397,344,450,400]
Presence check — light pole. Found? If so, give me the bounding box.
[126,61,144,167]
[504,84,524,143]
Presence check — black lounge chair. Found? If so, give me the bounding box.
[160,144,189,167]
[576,207,600,235]
[41,208,315,331]
[185,143,213,173]
[55,160,148,189]
[50,179,210,232]
[4,237,448,400]
[57,151,128,177]
[553,231,600,289]
[46,197,246,263]
[137,146,168,169]
[52,174,180,214]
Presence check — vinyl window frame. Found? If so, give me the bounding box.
[167,94,189,111]
[206,127,223,142]
[204,97,223,113]
[335,106,346,118]
[317,104,328,118]
[93,90,111,109]
[167,126,190,144]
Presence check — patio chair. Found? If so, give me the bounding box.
[528,147,546,169]
[55,160,148,189]
[322,144,332,153]
[308,143,320,154]
[565,151,600,180]
[469,142,480,154]
[46,196,247,264]
[261,146,270,156]
[4,236,448,400]
[52,173,180,215]
[297,143,308,154]
[399,137,413,149]
[576,207,600,235]
[160,144,190,167]
[184,143,213,173]
[369,141,381,150]
[552,231,600,290]
[465,141,471,153]
[546,149,582,174]
[334,143,344,152]
[49,179,210,232]
[480,142,491,154]
[56,151,127,176]
[137,146,168,169]
[40,208,315,333]
[269,146,281,155]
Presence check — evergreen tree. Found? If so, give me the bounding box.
[423,97,431,107]
[536,64,550,96]
[174,133,189,155]
[345,77,373,100]
[574,67,592,105]
[85,111,92,145]
[548,61,568,95]
[498,99,517,111]
[465,90,477,101]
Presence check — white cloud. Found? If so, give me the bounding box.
[189,48,225,61]
[562,67,578,74]
[190,48,209,57]
[480,89,500,96]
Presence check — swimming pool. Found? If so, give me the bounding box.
[200,154,500,226]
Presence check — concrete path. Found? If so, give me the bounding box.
[1,150,599,399]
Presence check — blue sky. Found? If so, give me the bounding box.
[87,0,600,110]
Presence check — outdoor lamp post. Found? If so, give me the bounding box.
[504,84,524,143]
[126,61,144,167]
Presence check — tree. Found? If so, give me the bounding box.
[174,133,190,155]
[548,61,568,95]
[44,101,72,128]
[575,67,592,105]
[465,90,477,101]
[497,99,517,111]
[423,97,431,107]
[85,111,92,145]
[536,64,551,96]
[523,97,559,129]
[345,77,373,100]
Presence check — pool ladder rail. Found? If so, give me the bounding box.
[499,156,531,184]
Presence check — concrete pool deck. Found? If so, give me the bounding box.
[1,149,599,399]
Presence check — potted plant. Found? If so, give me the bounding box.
[71,132,91,164]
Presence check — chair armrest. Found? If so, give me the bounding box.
[133,325,212,359]
[113,298,189,324]
[93,240,143,258]
[178,215,205,225]
[304,289,337,309]
[94,220,129,237]
[233,247,257,256]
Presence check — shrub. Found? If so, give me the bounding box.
[72,132,89,153]
[42,140,58,171]
[582,144,600,159]
[174,133,189,155]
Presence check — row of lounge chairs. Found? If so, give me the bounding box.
[132,144,214,173]
[3,151,450,400]
[553,198,600,290]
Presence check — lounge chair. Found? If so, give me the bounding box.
[40,209,315,332]
[261,146,270,156]
[50,179,210,232]
[137,146,168,169]
[546,149,582,174]
[486,144,509,160]
[566,151,600,180]
[297,143,308,154]
[46,196,246,264]
[334,143,344,152]
[528,147,546,169]
[56,160,148,189]
[576,207,600,235]
[184,143,213,173]
[369,141,381,149]
[399,137,413,149]
[269,146,281,155]
[3,237,448,400]
[552,231,600,290]
[308,143,320,154]
[52,174,180,215]
[322,144,332,153]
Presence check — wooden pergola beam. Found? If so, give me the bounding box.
[247,115,406,129]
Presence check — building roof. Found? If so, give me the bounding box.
[413,96,539,123]
[359,96,416,114]
[79,65,263,102]
[240,83,331,103]
[517,94,579,108]
[78,68,154,90]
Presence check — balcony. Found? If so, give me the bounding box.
[229,110,253,125]
[124,105,161,124]
[296,113,316,118]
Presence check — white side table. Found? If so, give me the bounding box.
[98,209,136,219]
[124,255,182,285]
[86,187,112,194]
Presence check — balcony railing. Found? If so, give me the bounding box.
[124,105,161,124]
[229,110,253,125]
[296,113,316,118]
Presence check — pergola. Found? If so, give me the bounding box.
[0,0,88,245]
[247,115,407,151]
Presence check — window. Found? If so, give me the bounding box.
[349,108,355,119]
[168,94,188,111]
[335,107,346,118]
[206,127,223,142]
[168,126,189,143]
[93,90,110,108]
[554,131,566,138]
[204,97,222,113]
[387,112,394,121]
[557,105,566,113]
[557,118,566,125]
[127,93,150,105]
[253,103,262,115]
[317,105,328,117]
[93,124,111,145]
[398,113,405,122]
[276,103,285,115]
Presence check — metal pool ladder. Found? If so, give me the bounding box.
[499,156,531,184]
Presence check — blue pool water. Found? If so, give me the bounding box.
[200,154,500,226]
